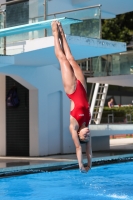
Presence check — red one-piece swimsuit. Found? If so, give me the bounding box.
[67,80,91,128]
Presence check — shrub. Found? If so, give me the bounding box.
[101,106,133,123]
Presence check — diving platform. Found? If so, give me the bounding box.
[0,35,126,66]
[0,17,82,37]
[90,124,133,137]
[0,16,126,62]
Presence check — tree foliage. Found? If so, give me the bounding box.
[102,12,133,44]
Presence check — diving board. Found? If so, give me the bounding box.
[0,17,82,37]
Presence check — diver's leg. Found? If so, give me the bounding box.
[57,21,87,91]
[52,21,76,94]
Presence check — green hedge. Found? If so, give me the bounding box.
[101,106,133,123]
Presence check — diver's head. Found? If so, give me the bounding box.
[78,127,90,143]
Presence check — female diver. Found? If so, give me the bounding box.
[52,21,92,173]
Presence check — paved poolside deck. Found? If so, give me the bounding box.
[0,138,133,176]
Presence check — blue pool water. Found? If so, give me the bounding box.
[0,162,133,200]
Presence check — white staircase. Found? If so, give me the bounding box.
[90,83,109,124]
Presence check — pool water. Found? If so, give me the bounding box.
[0,161,133,200]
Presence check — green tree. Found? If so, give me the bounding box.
[102,12,133,44]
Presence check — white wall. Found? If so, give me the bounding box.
[0,61,75,156]
[0,75,6,156]
[29,89,39,156]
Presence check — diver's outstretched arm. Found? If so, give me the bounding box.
[69,125,87,172]
[85,136,92,171]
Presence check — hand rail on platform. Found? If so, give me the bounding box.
[47,4,101,17]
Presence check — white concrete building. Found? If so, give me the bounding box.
[0,0,133,157]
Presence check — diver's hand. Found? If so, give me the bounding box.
[85,166,91,172]
[79,166,88,173]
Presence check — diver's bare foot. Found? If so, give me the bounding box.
[56,21,64,36]
[51,21,58,36]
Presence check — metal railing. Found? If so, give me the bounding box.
[47,4,101,17]
[77,50,133,78]
[46,5,101,38]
